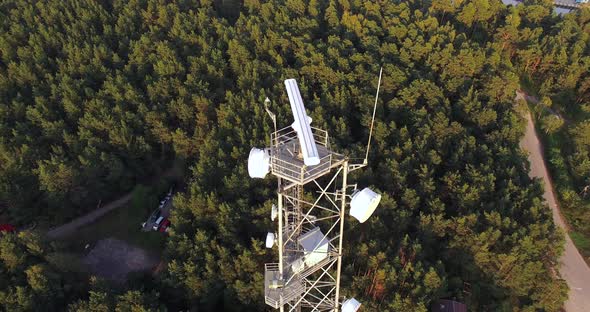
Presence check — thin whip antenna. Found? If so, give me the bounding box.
[364,66,383,165]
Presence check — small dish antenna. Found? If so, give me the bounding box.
[266,232,276,248]
[271,204,278,221]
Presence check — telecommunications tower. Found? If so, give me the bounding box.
[248,69,384,312]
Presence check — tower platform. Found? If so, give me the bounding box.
[264,263,305,308]
[270,126,345,185]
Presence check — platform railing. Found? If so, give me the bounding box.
[271,126,329,148]
[286,253,336,282]
[270,150,333,184]
[269,126,335,184]
[303,153,332,178]
[264,263,306,308]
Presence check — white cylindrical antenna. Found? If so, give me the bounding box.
[364,67,383,165]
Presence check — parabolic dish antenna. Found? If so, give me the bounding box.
[248,147,270,178]
[350,187,382,223]
[265,232,276,248]
[341,298,362,312]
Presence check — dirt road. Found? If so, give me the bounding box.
[46,192,133,239]
[46,166,181,240]
[519,98,590,311]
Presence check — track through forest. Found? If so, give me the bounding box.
[46,167,180,239]
[46,192,133,239]
[519,94,590,311]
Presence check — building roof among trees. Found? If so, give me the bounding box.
[432,300,467,312]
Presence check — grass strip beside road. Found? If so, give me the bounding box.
[530,104,590,264]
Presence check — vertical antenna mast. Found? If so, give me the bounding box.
[364,67,383,165]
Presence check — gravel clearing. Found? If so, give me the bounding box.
[83,237,159,282]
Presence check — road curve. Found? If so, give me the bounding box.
[519,99,590,311]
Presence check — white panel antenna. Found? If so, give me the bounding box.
[298,226,329,267]
[284,79,320,166]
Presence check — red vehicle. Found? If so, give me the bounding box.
[158,219,170,232]
[0,224,16,233]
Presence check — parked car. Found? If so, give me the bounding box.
[151,210,161,222]
[159,219,171,232]
[152,216,164,231]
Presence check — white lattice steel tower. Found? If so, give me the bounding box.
[249,72,383,312]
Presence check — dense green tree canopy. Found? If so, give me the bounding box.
[0,231,83,311]
[1,0,588,310]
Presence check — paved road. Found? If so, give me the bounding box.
[518,92,590,311]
